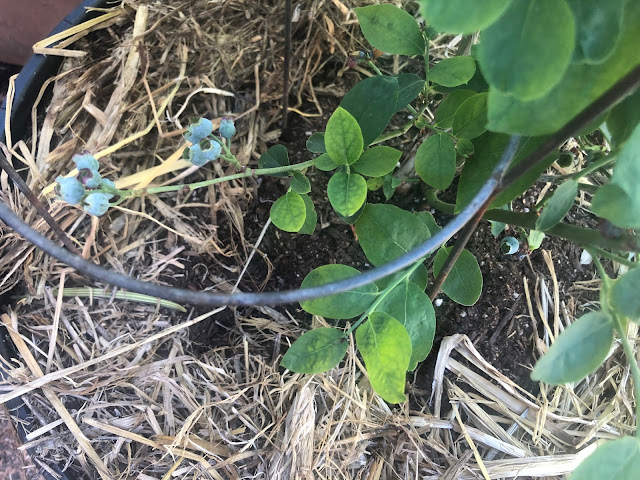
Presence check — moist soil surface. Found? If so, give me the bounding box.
[187,96,597,397]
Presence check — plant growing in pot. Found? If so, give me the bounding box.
[1,0,640,478]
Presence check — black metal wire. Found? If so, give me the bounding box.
[0,137,520,306]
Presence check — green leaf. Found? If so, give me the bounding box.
[592,124,640,229]
[258,145,290,177]
[270,192,306,232]
[490,220,506,237]
[374,281,436,370]
[298,194,317,235]
[375,265,429,291]
[490,204,509,236]
[606,87,640,147]
[455,133,508,212]
[578,112,610,138]
[494,136,557,208]
[356,312,411,404]
[456,138,474,157]
[327,172,368,217]
[536,179,578,231]
[591,185,638,230]
[306,132,326,153]
[396,73,425,111]
[455,134,556,213]
[355,204,430,266]
[567,0,625,64]
[452,92,488,140]
[414,134,456,190]
[487,1,640,136]
[355,5,425,56]
[527,230,545,250]
[570,437,640,480]
[281,328,348,374]
[325,107,364,165]
[478,0,575,101]
[336,202,367,225]
[300,264,378,319]
[415,211,442,236]
[290,171,311,194]
[352,146,401,177]
[433,247,482,306]
[313,153,339,172]
[367,177,384,191]
[531,312,613,384]
[429,56,476,87]
[434,89,476,129]
[382,175,397,201]
[418,0,512,34]
[610,268,640,323]
[341,75,399,146]
[433,68,489,95]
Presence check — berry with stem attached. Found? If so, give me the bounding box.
[219,117,236,140]
[83,192,113,216]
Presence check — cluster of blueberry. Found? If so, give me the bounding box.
[182,117,236,166]
[54,153,117,216]
[54,117,237,216]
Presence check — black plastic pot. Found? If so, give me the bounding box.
[0,2,110,479]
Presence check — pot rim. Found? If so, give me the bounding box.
[0,2,110,479]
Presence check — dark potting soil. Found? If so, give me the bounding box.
[186,96,599,398]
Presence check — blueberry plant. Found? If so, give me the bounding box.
[51,1,640,475]
[271,2,638,476]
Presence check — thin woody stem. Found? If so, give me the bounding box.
[427,137,522,300]
[427,206,484,301]
[0,154,80,255]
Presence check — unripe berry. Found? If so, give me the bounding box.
[186,140,222,167]
[184,117,213,144]
[500,236,519,255]
[219,117,236,139]
[77,169,102,188]
[73,153,99,172]
[83,192,112,216]
[55,176,85,204]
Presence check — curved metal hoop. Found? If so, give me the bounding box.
[0,138,520,307]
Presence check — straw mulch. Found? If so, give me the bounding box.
[0,1,636,478]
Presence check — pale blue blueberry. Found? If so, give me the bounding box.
[184,118,213,144]
[219,117,236,139]
[186,141,221,167]
[78,168,102,188]
[83,192,112,216]
[73,153,99,172]
[55,176,85,205]
[202,140,222,161]
[501,236,520,255]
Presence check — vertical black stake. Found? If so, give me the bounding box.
[281,0,292,136]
